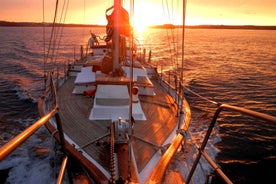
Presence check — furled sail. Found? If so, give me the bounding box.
[105,5,131,42]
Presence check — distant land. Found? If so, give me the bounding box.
[0,21,276,30]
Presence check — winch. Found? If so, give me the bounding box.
[114,117,130,144]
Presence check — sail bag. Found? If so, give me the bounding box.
[105,5,131,42]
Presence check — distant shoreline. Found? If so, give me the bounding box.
[0,21,275,30]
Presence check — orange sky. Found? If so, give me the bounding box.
[0,0,275,26]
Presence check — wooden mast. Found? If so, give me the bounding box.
[112,0,121,71]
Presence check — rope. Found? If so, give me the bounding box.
[109,122,116,184]
[182,84,220,106]
[126,133,132,181]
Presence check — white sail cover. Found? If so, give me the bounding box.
[89,84,146,121]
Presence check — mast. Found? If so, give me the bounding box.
[113,0,121,71]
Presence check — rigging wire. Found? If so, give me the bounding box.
[43,0,47,88]
[42,0,70,79]
[181,0,186,82]
[44,0,59,67]
[180,0,220,107]
[53,0,70,66]
[82,0,86,42]
[50,0,69,65]
[162,0,174,69]
[83,0,86,25]
[161,0,179,71]
[128,0,134,180]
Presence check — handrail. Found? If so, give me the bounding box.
[0,107,58,161]
[147,97,191,183]
[0,74,59,162]
[0,73,71,183]
[200,150,232,184]
[186,103,276,184]
[217,104,276,123]
[56,156,69,184]
[148,72,276,184]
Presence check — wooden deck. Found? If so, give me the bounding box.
[57,75,179,179]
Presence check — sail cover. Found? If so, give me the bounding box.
[105,5,131,42]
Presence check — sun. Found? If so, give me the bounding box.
[133,21,149,34]
[131,2,161,34]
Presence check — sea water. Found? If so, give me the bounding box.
[0,26,275,183]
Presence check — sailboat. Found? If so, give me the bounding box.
[38,1,191,183]
[1,0,275,184]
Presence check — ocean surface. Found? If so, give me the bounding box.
[0,26,275,184]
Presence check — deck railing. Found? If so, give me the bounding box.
[2,67,275,184]
[0,107,58,161]
[0,74,70,184]
[157,73,276,183]
[185,103,276,184]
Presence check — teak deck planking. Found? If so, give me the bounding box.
[57,76,178,174]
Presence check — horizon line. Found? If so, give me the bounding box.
[0,20,276,29]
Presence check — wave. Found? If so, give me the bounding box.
[14,81,38,103]
[1,26,275,184]
[0,124,62,184]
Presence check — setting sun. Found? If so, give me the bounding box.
[132,2,169,23]
[0,0,275,26]
[131,2,168,34]
[133,24,147,34]
[133,19,150,34]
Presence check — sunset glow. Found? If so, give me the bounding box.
[131,3,162,33]
[0,0,275,26]
[133,21,148,35]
